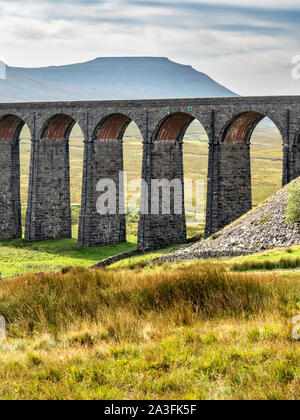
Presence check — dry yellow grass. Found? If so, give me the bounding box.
[0,263,299,400]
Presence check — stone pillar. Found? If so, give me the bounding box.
[78,139,126,246]
[0,138,22,239]
[25,138,71,241]
[295,136,300,179]
[205,141,219,238]
[283,109,292,185]
[206,142,252,236]
[137,140,186,250]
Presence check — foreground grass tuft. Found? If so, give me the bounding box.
[232,257,300,272]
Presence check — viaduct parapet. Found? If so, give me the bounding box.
[0,96,299,250]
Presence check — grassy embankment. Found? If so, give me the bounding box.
[0,263,299,399]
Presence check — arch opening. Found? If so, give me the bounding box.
[69,123,84,238]
[123,121,143,242]
[183,119,209,240]
[19,123,32,235]
[250,117,283,206]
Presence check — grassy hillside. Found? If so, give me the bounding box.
[0,263,299,399]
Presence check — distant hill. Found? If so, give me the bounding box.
[0,57,237,102]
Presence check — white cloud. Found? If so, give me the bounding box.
[0,0,299,95]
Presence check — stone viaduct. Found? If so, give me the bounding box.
[0,96,299,250]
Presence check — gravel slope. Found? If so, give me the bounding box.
[156,179,300,262]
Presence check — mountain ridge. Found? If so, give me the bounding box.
[0,57,237,102]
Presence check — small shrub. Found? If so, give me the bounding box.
[204,334,218,345]
[27,353,43,366]
[286,183,300,224]
[61,267,72,275]
[69,333,94,347]
[247,328,261,343]
[211,233,222,240]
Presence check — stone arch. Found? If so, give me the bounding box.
[220,111,284,145]
[209,110,284,235]
[79,113,143,246]
[138,112,209,250]
[153,112,195,142]
[0,114,26,140]
[220,112,265,144]
[93,113,132,141]
[25,113,83,241]
[0,114,32,239]
[40,113,77,140]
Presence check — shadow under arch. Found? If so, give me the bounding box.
[153,112,195,142]
[79,113,143,247]
[0,114,32,239]
[209,110,284,235]
[26,113,84,242]
[93,113,132,141]
[220,111,285,145]
[40,113,79,140]
[0,114,28,140]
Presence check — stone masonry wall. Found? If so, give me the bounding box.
[78,139,126,246]
[208,142,252,235]
[25,138,71,240]
[137,140,186,250]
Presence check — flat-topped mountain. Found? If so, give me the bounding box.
[0,57,237,102]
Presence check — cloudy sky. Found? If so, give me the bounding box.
[0,0,300,95]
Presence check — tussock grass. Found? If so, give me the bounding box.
[0,263,299,400]
[0,264,298,339]
[232,257,300,272]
